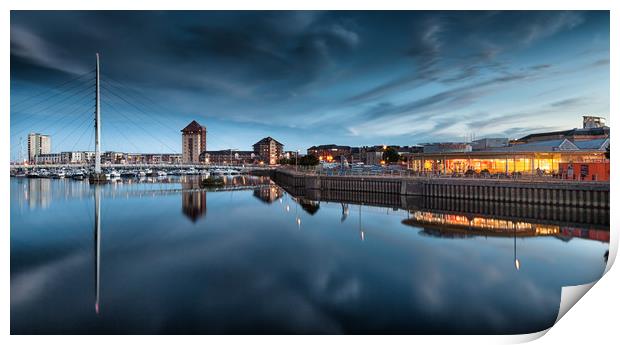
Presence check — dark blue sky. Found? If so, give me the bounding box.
[10,11,609,156]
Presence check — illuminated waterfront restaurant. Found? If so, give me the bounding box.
[408,116,609,180]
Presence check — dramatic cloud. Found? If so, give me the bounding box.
[9,11,609,155]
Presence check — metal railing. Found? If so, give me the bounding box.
[277,165,607,184]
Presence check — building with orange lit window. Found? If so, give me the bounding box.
[307,144,352,162]
[407,116,609,179]
[253,137,284,165]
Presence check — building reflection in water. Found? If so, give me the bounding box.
[21,178,52,210]
[341,203,349,223]
[403,209,609,272]
[298,199,320,215]
[253,184,283,204]
[403,210,609,243]
[181,177,207,222]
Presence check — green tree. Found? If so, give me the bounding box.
[299,155,320,166]
[278,157,291,165]
[382,147,400,163]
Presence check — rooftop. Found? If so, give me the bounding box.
[308,144,351,150]
[181,120,206,133]
[253,137,284,146]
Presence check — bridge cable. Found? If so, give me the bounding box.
[11,69,95,108]
[53,116,96,151]
[11,90,95,140]
[100,98,178,153]
[11,74,95,118]
[11,79,95,131]
[100,74,180,123]
[100,83,180,151]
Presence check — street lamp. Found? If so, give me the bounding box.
[296,149,300,172]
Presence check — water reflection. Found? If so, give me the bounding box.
[403,210,609,243]
[340,203,349,223]
[299,199,320,215]
[181,177,207,222]
[10,176,610,334]
[253,185,283,204]
[93,185,101,315]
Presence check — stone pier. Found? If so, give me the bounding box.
[272,170,610,208]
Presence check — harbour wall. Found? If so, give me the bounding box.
[272,169,610,208]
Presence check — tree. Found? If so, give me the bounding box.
[278,157,291,165]
[382,147,400,164]
[299,154,320,166]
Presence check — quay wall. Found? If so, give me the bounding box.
[272,170,610,208]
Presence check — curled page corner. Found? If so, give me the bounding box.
[523,233,616,342]
[604,230,617,275]
[555,282,596,324]
[507,328,551,343]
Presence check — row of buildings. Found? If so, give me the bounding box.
[303,116,609,180]
[22,120,289,166]
[22,116,610,181]
[406,116,609,180]
[181,120,290,165]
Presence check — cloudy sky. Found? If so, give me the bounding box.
[10,11,609,155]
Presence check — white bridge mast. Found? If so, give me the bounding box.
[94,53,102,174]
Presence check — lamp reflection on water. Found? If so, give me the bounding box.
[514,228,520,271]
[295,200,301,229]
[359,204,365,241]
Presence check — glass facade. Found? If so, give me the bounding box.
[411,152,607,174]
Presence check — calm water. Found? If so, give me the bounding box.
[10,176,609,334]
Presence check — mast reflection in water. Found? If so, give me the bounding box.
[10,176,609,334]
[94,185,101,315]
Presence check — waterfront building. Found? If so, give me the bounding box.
[181,120,207,163]
[83,151,96,164]
[61,151,84,164]
[361,145,423,165]
[283,151,299,160]
[350,147,363,163]
[125,153,182,165]
[102,151,126,165]
[364,147,384,165]
[307,144,352,162]
[27,132,51,163]
[471,138,509,151]
[253,137,284,165]
[422,142,472,154]
[516,116,609,143]
[408,117,610,179]
[200,150,257,165]
[34,153,62,164]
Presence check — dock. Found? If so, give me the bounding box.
[273,169,610,208]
